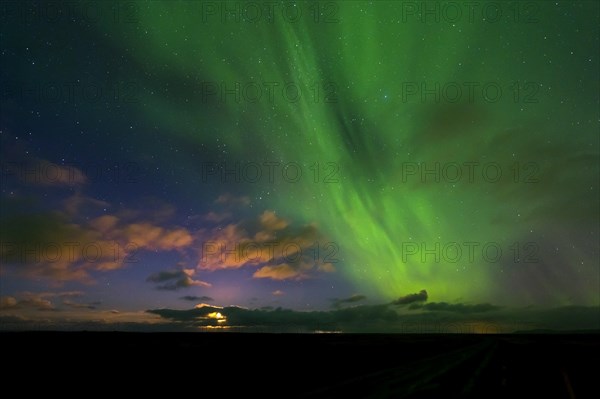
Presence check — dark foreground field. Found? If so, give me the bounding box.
[2,332,598,398]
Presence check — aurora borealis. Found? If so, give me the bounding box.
[0,1,598,332]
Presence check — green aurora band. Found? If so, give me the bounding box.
[100,1,598,305]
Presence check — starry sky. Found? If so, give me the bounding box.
[0,1,598,332]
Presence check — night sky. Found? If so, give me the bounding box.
[0,1,598,332]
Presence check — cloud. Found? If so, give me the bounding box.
[332,294,366,308]
[54,291,85,298]
[0,310,183,331]
[0,295,54,311]
[0,212,93,281]
[0,291,96,313]
[147,303,401,332]
[272,290,284,296]
[197,210,335,280]
[89,215,119,233]
[215,194,250,206]
[202,212,231,223]
[147,268,211,290]
[62,300,97,310]
[0,203,194,282]
[180,295,213,302]
[38,160,87,186]
[3,158,87,187]
[411,302,500,314]
[259,211,288,231]
[392,290,428,305]
[64,192,109,216]
[253,264,305,280]
[0,296,18,309]
[317,263,336,273]
[121,222,193,250]
[147,269,190,283]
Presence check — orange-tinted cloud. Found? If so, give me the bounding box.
[1,203,194,283]
[253,264,303,280]
[0,294,54,311]
[63,192,109,216]
[197,210,336,280]
[259,211,288,231]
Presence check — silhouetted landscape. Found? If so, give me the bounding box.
[3,332,598,397]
